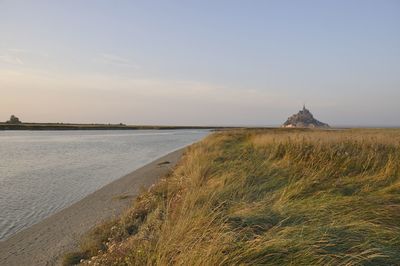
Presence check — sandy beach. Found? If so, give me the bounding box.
[0,148,185,266]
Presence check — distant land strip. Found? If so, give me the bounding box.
[0,123,236,130]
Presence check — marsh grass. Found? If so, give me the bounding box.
[69,128,400,265]
[62,252,87,266]
[112,194,134,201]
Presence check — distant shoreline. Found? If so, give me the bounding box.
[0,123,229,131]
[2,124,398,131]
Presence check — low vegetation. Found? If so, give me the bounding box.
[64,128,400,265]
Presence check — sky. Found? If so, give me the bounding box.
[1,1,399,126]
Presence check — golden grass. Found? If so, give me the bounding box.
[66,128,400,265]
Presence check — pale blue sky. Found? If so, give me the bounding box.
[1,1,399,126]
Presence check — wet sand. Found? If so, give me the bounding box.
[0,148,184,266]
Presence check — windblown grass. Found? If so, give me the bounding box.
[67,128,400,265]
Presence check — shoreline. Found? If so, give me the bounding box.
[0,123,232,131]
[0,148,186,266]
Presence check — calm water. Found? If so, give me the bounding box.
[0,130,208,240]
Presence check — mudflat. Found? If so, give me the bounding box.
[0,148,185,266]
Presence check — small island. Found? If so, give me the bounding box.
[282,105,330,128]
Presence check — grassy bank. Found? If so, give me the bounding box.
[65,128,400,265]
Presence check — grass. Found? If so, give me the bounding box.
[62,252,87,266]
[112,194,134,201]
[64,128,400,265]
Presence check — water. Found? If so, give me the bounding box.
[0,130,208,240]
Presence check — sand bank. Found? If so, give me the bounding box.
[0,148,184,266]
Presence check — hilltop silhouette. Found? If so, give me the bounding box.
[282,106,329,128]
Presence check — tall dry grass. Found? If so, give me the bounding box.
[66,128,400,266]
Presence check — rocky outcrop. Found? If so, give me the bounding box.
[282,106,329,128]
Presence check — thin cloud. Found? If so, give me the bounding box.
[7,48,29,53]
[99,53,141,69]
[0,48,50,66]
[0,54,24,65]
